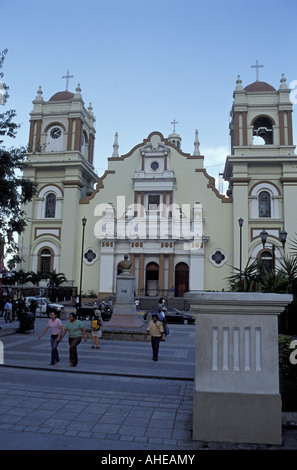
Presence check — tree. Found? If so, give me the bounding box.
[26,270,46,286]
[45,270,68,288]
[0,49,36,266]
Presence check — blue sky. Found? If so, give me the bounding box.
[2,0,297,184]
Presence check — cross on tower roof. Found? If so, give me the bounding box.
[171,119,178,133]
[251,60,264,82]
[62,69,74,91]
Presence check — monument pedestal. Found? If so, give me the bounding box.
[103,260,147,340]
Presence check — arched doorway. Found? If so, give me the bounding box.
[145,262,159,296]
[175,262,189,297]
[38,247,53,273]
[260,250,273,273]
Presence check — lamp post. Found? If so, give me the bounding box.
[260,229,268,249]
[79,217,87,316]
[280,229,288,252]
[238,218,244,279]
[260,228,287,272]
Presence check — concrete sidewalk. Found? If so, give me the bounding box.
[0,315,296,451]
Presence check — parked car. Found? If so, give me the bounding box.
[24,296,64,317]
[144,307,196,325]
[78,301,112,322]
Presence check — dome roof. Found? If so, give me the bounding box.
[244,81,276,92]
[49,90,74,101]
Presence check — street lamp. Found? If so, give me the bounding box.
[260,229,268,249]
[79,217,87,316]
[280,229,288,251]
[238,218,244,278]
[260,228,287,272]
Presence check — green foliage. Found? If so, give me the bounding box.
[87,289,97,298]
[42,270,68,287]
[8,269,67,288]
[278,334,297,411]
[226,248,297,335]
[226,254,297,295]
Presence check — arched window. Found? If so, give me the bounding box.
[37,185,62,220]
[250,183,280,219]
[45,193,56,218]
[252,116,273,145]
[258,191,271,218]
[40,249,52,273]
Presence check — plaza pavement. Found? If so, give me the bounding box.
[0,311,296,453]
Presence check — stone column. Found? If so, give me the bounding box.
[185,291,293,445]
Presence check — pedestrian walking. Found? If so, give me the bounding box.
[146,313,164,361]
[61,312,87,367]
[38,311,62,365]
[4,299,12,323]
[158,308,169,337]
[91,310,102,349]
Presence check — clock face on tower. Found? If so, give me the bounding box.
[50,127,62,139]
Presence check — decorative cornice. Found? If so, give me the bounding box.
[230,177,251,184]
[195,169,232,203]
[61,179,84,188]
[279,177,297,183]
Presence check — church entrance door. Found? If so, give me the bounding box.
[175,262,189,297]
[145,262,159,296]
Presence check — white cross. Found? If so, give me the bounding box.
[251,60,264,82]
[62,70,74,91]
[171,119,178,133]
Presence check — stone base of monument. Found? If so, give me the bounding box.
[101,256,149,340]
[102,312,148,340]
[101,302,148,340]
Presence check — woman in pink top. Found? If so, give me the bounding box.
[39,311,63,365]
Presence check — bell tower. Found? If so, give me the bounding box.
[229,73,294,156]
[21,82,98,283]
[224,71,296,276]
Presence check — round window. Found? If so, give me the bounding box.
[151,161,159,171]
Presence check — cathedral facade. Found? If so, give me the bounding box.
[20,73,297,298]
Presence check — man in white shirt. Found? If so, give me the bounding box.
[4,299,12,323]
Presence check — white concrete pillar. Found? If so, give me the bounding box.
[185,291,293,445]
